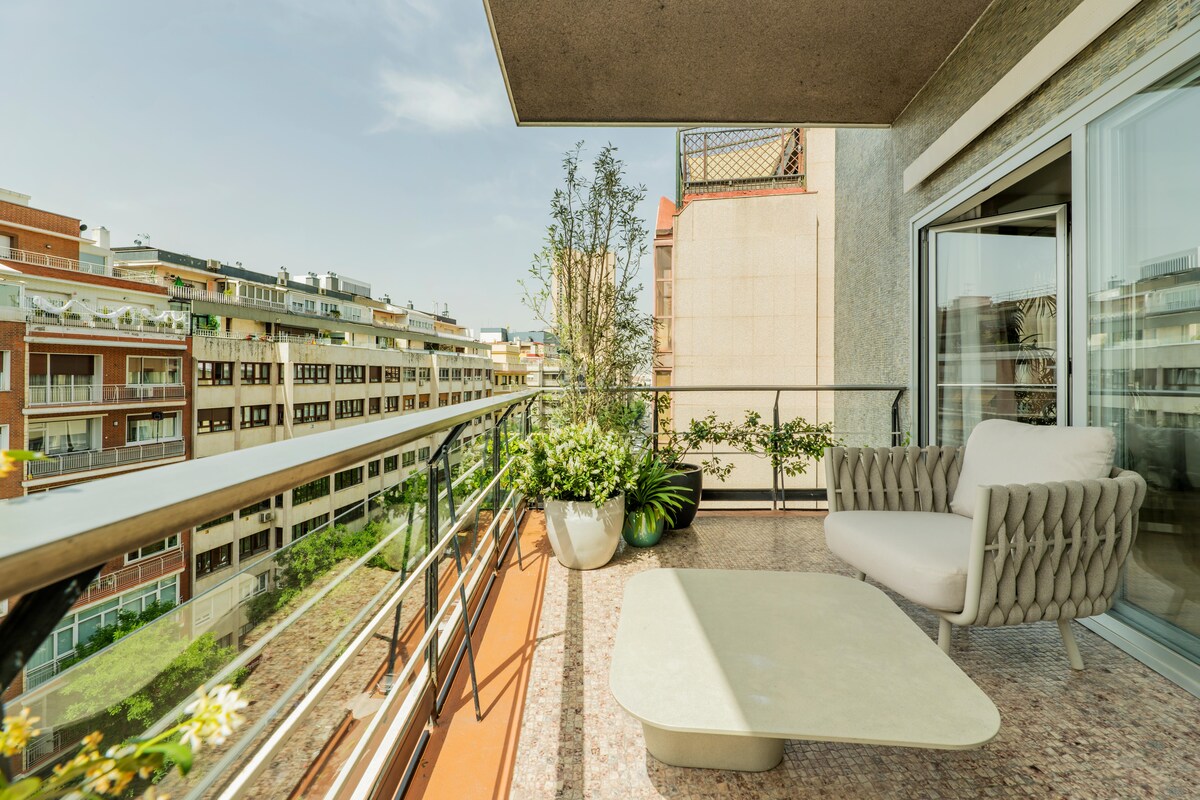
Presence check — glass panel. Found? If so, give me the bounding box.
[933,211,1062,446]
[1088,56,1200,653]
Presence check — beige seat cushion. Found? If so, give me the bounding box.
[824,511,973,612]
[950,419,1115,518]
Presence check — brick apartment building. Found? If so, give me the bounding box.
[1,191,191,695]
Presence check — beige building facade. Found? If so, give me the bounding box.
[655,127,836,499]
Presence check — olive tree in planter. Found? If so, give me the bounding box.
[511,423,637,569]
[515,143,652,566]
[522,142,651,431]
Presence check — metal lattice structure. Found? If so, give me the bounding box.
[678,127,805,199]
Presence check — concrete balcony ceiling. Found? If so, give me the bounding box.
[483,0,993,126]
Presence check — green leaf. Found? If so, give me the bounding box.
[1,777,43,800]
[145,741,194,775]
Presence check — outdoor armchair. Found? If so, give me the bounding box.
[823,421,1146,669]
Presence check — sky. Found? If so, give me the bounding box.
[0,0,676,331]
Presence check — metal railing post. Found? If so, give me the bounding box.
[772,390,782,511]
[424,458,440,716]
[892,389,905,447]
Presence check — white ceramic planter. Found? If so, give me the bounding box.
[543,495,624,570]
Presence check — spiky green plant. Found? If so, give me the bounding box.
[626,453,692,522]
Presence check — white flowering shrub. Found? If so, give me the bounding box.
[511,423,636,505]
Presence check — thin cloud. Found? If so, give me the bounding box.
[373,68,507,132]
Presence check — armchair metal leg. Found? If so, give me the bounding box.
[853,570,866,581]
[938,619,952,654]
[1057,619,1084,670]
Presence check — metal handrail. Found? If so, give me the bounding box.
[617,384,908,509]
[0,389,539,602]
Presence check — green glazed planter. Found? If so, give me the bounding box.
[622,511,665,547]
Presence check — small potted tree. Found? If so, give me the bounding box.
[511,423,636,570]
[622,452,691,547]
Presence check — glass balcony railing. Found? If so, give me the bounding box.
[0,385,908,798]
[0,390,538,798]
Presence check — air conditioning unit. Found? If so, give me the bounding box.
[258,512,275,523]
[205,259,222,272]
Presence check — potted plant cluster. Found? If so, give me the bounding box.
[621,452,691,547]
[511,423,637,569]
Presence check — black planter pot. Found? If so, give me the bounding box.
[665,463,703,530]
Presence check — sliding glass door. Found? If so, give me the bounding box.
[928,206,1068,446]
[1087,57,1200,658]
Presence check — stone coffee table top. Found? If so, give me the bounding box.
[610,569,1000,768]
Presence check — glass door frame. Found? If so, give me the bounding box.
[925,203,1071,446]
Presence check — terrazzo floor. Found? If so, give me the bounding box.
[507,513,1200,799]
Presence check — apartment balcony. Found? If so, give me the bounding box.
[26,383,186,409]
[1,390,1196,799]
[23,305,188,339]
[1,244,110,276]
[24,439,186,480]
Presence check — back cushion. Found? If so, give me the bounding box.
[950,420,1116,518]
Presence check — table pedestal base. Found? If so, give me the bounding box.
[642,723,784,772]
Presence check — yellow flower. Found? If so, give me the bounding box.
[82,757,135,796]
[180,684,247,751]
[0,708,41,756]
[141,788,171,800]
[0,449,42,477]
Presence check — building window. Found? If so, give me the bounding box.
[335,399,364,419]
[438,393,449,407]
[369,366,382,383]
[197,361,233,386]
[403,396,415,410]
[126,411,182,444]
[196,543,233,577]
[277,362,285,383]
[197,408,233,434]
[335,364,365,384]
[401,451,416,467]
[128,356,181,385]
[419,367,430,381]
[294,402,330,424]
[450,392,461,404]
[197,513,233,530]
[438,367,449,380]
[368,460,381,478]
[238,530,270,560]
[294,363,330,384]
[292,476,330,505]
[126,534,180,563]
[403,367,416,381]
[240,362,271,385]
[451,368,463,379]
[385,396,400,412]
[241,405,271,428]
[417,446,430,462]
[369,397,381,414]
[334,467,363,491]
[292,513,329,541]
[418,395,430,409]
[384,366,402,382]
[384,455,399,472]
[240,498,271,518]
[0,351,9,391]
[335,501,365,523]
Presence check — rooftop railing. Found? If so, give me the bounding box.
[678,127,806,200]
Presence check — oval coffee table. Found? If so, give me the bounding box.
[610,569,1000,771]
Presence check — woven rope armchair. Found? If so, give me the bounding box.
[824,445,1147,669]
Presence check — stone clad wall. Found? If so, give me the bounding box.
[833,0,1200,444]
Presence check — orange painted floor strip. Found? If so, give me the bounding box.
[405,512,551,799]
